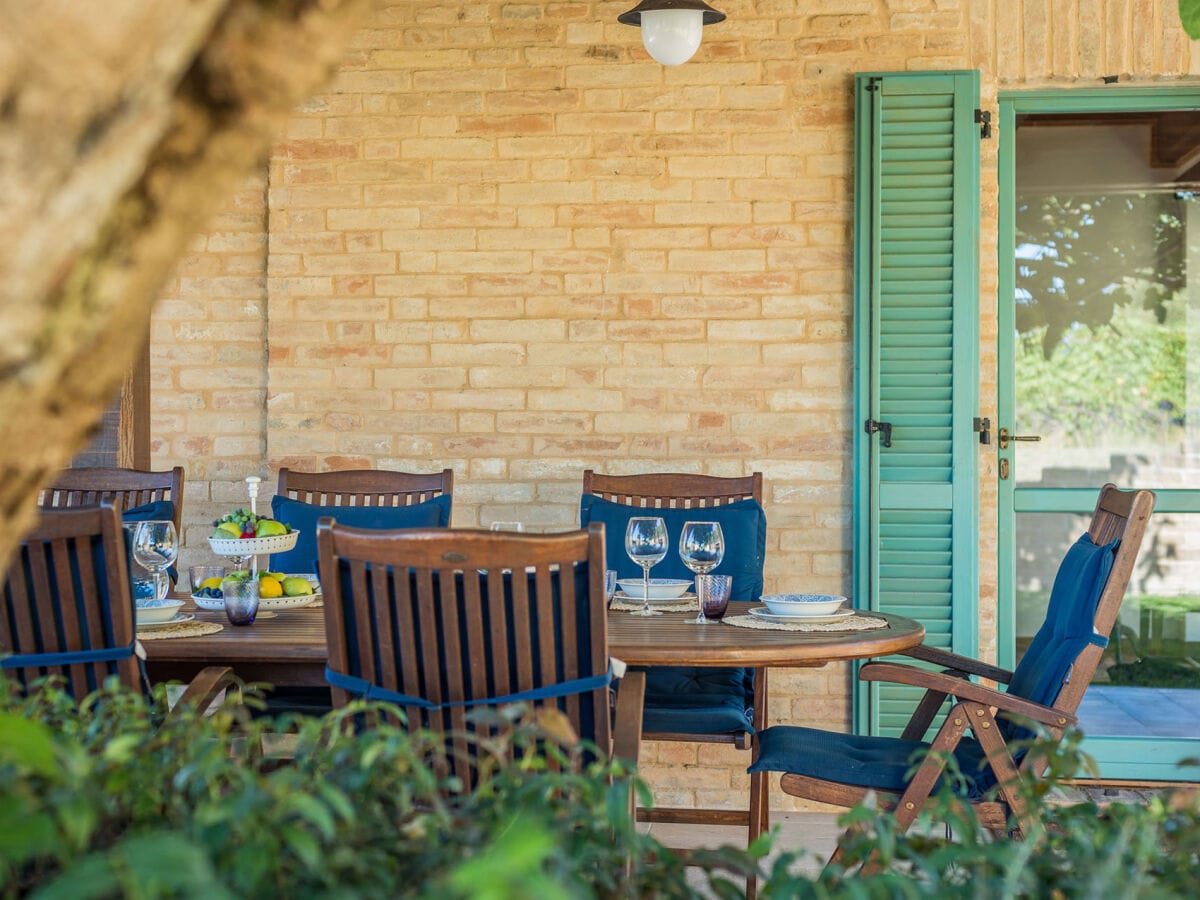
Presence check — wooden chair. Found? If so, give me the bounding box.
[1,502,233,711]
[39,466,185,535]
[277,467,453,507]
[580,470,769,845]
[317,521,645,785]
[749,484,1155,863]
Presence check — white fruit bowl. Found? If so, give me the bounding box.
[208,530,299,557]
[761,594,847,617]
[616,578,693,600]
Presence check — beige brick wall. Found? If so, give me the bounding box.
[152,0,1197,812]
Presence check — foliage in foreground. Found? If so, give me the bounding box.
[2,681,1200,899]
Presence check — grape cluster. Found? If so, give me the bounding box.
[213,509,266,535]
[194,586,223,599]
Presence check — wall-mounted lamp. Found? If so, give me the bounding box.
[618,1,726,67]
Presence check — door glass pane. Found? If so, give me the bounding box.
[1013,110,1200,489]
[1016,512,1200,740]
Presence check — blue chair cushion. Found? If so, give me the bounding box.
[579,494,767,599]
[748,725,996,800]
[269,494,451,572]
[1007,532,1117,709]
[121,501,178,585]
[579,493,767,735]
[121,500,175,524]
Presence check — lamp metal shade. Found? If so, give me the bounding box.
[617,0,726,27]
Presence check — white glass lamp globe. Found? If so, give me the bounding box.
[639,8,704,66]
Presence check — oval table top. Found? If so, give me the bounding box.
[607,604,924,667]
[143,601,925,685]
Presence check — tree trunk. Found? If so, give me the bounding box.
[0,0,368,571]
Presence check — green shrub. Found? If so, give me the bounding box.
[3,682,1199,899]
[0,680,755,898]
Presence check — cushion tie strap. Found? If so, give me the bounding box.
[325,664,614,711]
[1088,632,1109,649]
[1,641,138,670]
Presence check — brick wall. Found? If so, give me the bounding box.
[153,0,1198,812]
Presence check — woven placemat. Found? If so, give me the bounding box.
[723,614,889,633]
[611,599,697,613]
[137,620,224,641]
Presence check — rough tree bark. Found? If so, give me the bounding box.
[0,0,368,572]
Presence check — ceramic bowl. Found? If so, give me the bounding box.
[760,594,847,617]
[135,597,185,624]
[616,578,693,600]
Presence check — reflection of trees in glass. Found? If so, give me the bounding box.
[1015,293,1185,445]
[1015,192,1185,358]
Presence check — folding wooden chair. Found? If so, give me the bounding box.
[318,521,645,782]
[1,502,233,711]
[749,484,1155,862]
[40,465,185,535]
[580,471,769,845]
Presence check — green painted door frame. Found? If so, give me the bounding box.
[997,85,1200,781]
[854,71,981,736]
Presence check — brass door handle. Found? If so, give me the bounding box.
[996,428,1041,450]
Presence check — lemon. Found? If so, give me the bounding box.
[259,576,284,599]
[199,576,224,591]
[282,576,314,597]
[255,519,289,537]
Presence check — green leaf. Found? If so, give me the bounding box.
[0,713,61,777]
[1181,0,1200,39]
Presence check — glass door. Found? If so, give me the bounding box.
[999,88,1200,780]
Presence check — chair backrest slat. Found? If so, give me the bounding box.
[40,467,184,535]
[582,470,762,507]
[278,468,453,507]
[1,503,140,696]
[319,523,612,773]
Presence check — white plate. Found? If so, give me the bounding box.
[137,612,195,630]
[616,578,693,600]
[749,607,857,625]
[614,590,696,604]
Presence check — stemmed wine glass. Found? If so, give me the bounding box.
[679,521,725,624]
[133,520,179,601]
[625,516,668,618]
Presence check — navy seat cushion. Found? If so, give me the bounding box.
[580,493,767,735]
[121,501,178,585]
[269,494,451,572]
[748,725,996,800]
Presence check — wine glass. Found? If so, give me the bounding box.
[680,521,725,624]
[625,517,668,618]
[133,520,179,601]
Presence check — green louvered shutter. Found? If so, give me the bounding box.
[852,71,980,738]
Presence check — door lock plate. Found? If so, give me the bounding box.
[999,458,1010,480]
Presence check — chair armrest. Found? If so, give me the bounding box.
[612,670,645,766]
[169,666,238,716]
[860,662,1075,729]
[901,644,1014,684]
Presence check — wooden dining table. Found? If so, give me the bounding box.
[142,600,925,687]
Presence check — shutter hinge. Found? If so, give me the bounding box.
[974,417,991,445]
[866,77,881,93]
[975,108,992,139]
[865,418,893,448]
